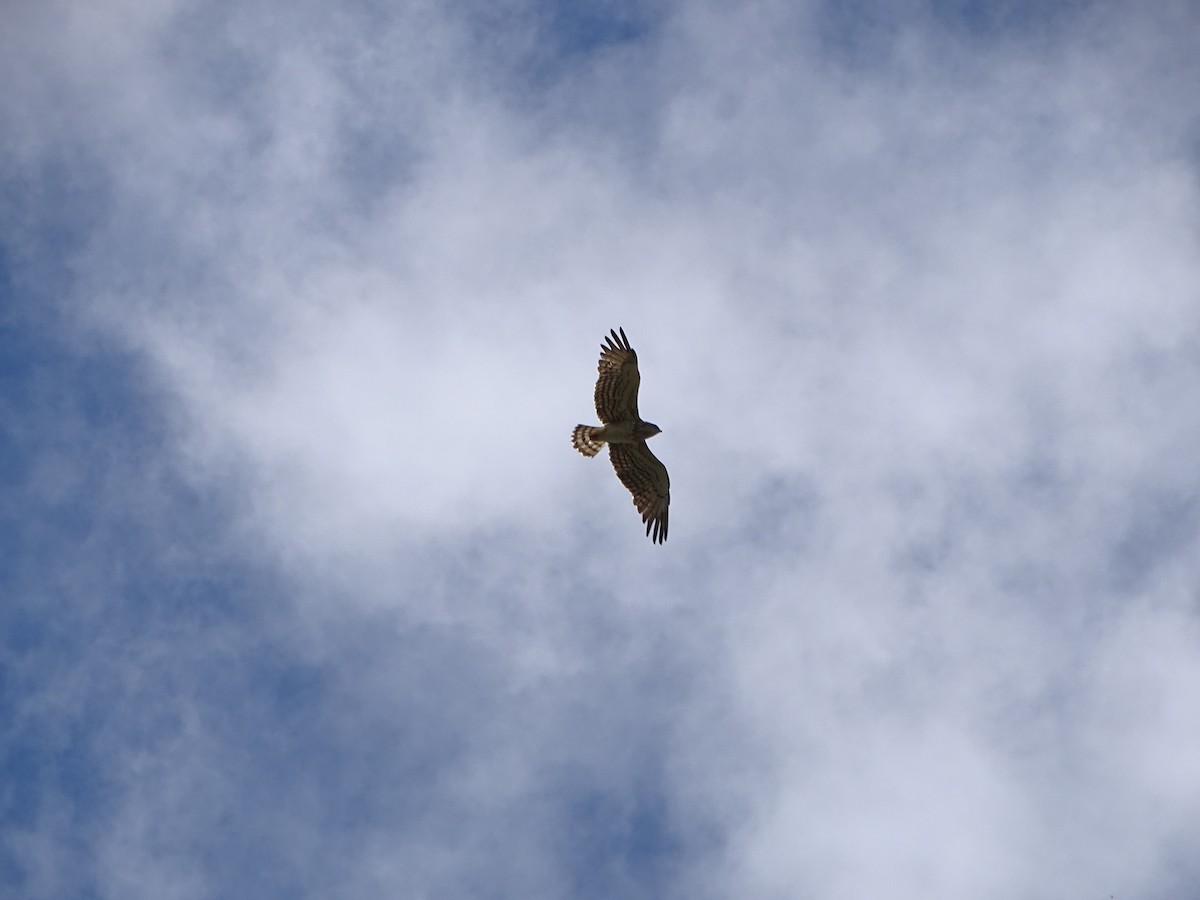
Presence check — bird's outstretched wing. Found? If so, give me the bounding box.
[594,327,640,424]
[609,442,670,544]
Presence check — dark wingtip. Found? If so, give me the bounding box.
[603,327,631,352]
[600,327,634,354]
[645,510,667,544]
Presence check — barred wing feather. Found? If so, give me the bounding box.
[594,327,641,424]
[608,442,670,544]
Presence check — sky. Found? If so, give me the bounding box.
[3,0,1200,897]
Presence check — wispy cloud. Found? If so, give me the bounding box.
[3,1,1199,897]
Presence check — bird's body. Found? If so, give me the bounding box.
[572,328,670,543]
[571,419,661,453]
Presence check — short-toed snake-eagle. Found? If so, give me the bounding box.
[572,327,669,544]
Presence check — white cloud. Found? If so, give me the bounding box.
[6,1,1200,897]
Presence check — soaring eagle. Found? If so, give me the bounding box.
[572,328,670,544]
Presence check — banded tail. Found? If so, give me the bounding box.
[572,425,604,457]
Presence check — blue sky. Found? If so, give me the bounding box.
[3,1,1200,897]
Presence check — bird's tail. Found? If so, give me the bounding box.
[572,425,604,457]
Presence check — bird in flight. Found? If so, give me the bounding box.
[572,327,670,544]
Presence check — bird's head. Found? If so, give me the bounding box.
[636,421,662,440]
